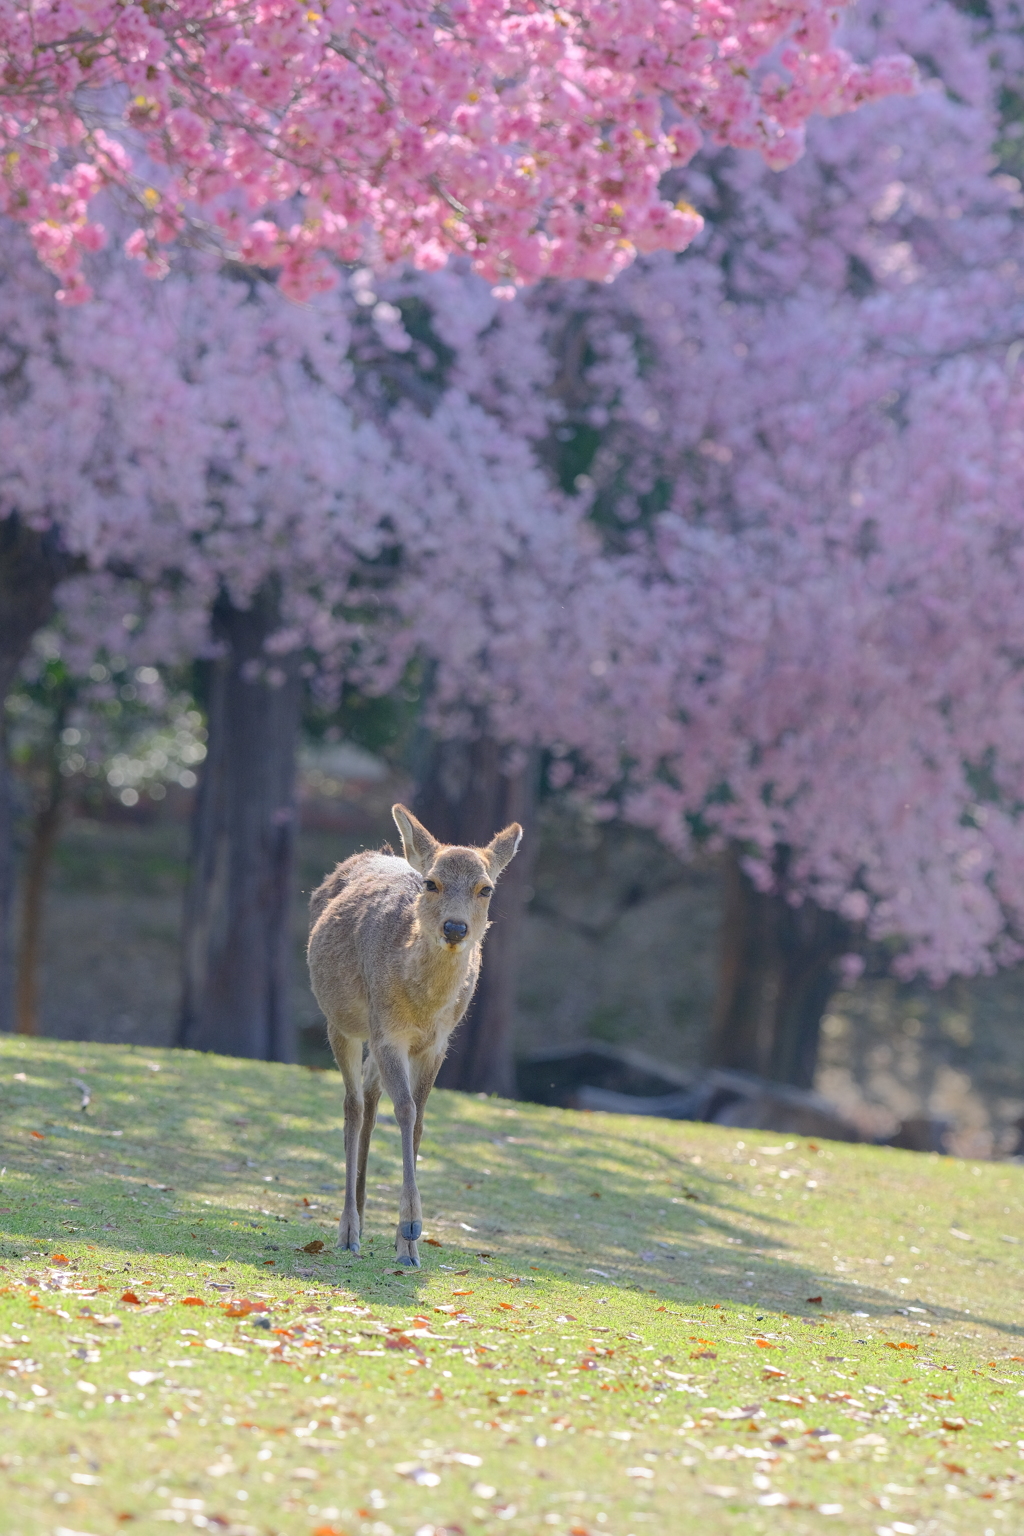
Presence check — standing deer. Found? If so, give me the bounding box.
[307,803,522,1267]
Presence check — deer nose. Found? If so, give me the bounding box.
[443,920,468,944]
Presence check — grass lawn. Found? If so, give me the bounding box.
[1,1037,1023,1536]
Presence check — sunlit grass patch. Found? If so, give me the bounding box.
[1,1036,1023,1534]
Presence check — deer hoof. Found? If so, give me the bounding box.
[397,1253,420,1267]
[400,1219,422,1241]
[337,1215,361,1254]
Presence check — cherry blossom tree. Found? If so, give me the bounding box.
[511,0,1024,1088]
[0,0,914,303]
[0,239,381,1045]
[0,228,586,1061]
[2,0,1018,1102]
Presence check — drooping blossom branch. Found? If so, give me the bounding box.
[0,0,913,301]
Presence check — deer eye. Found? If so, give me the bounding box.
[478,885,494,898]
[424,879,439,893]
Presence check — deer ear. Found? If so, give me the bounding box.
[392,804,440,873]
[485,822,523,877]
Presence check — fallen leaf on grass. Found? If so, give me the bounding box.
[180,1297,206,1306]
[806,1296,823,1305]
[424,1239,443,1247]
[395,1463,441,1486]
[941,1417,966,1431]
[30,1131,44,1140]
[885,1342,917,1351]
[625,1467,654,1480]
[120,1291,141,1305]
[127,1370,162,1386]
[386,1334,424,1352]
[222,1299,267,1317]
[301,1240,325,1254]
[943,1462,966,1475]
[311,1527,347,1536]
[51,1253,69,1265]
[691,1350,717,1360]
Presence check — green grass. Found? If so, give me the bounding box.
[1,1037,1023,1536]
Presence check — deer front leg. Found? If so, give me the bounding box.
[334,1034,366,1254]
[373,1041,423,1266]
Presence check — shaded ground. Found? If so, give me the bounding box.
[1,1037,1023,1535]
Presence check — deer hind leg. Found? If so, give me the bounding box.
[335,1033,366,1254]
[373,1039,424,1266]
[355,1052,382,1233]
[412,1045,446,1167]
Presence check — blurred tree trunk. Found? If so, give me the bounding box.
[0,516,77,1035]
[15,689,71,1036]
[179,584,301,1061]
[707,843,851,1089]
[414,735,538,1097]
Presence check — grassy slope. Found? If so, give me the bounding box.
[1,1038,1023,1536]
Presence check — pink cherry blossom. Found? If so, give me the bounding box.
[0,0,914,299]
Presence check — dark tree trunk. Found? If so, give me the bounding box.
[15,792,63,1036]
[414,735,538,1096]
[179,585,302,1061]
[15,684,70,1037]
[0,515,78,1035]
[707,843,851,1089]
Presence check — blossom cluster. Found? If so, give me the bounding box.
[0,0,913,301]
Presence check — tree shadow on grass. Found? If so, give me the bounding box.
[0,1036,1021,1344]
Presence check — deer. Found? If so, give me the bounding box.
[307,803,522,1268]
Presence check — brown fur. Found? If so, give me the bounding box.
[307,802,522,1265]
